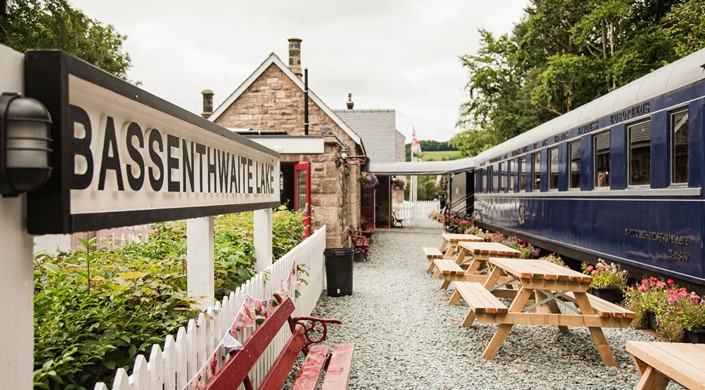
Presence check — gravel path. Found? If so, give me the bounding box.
[309,228,683,390]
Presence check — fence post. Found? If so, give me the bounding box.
[254,209,273,271]
[0,44,34,389]
[187,217,215,309]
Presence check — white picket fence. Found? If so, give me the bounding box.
[392,201,442,228]
[94,226,327,390]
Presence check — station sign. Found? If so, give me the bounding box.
[24,50,280,234]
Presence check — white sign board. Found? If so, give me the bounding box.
[25,50,280,234]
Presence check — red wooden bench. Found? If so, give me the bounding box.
[347,225,370,261]
[208,295,354,390]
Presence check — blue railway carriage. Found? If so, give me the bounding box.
[472,48,705,289]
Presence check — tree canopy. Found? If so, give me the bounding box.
[0,0,132,79]
[452,0,705,157]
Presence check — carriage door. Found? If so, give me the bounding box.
[294,162,312,238]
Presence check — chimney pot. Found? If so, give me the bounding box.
[288,38,303,78]
[346,93,354,109]
[201,89,214,118]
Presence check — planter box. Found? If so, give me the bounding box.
[684,329,705,344]
[590,287,624,304]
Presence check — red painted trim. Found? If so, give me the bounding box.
[321,344,354,390]
[291,345,329,390]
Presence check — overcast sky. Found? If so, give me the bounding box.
[70,0,529,143]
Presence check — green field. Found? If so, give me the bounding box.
[416,150,462,161]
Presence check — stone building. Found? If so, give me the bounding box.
[205,39,366,248]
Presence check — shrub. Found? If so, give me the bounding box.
[33,208,304,388]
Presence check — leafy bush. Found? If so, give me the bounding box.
[34,208,304,389]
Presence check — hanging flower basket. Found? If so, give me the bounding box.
[360,172,378,189]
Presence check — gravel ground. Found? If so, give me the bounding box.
[309,228,685,390]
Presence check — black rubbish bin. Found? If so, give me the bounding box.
[324,248,353,297]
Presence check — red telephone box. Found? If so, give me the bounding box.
[294,162,312,238]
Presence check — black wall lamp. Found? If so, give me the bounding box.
[0,93,53,197]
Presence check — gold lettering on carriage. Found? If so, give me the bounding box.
[624,228,690,262]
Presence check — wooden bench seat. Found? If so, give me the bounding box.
[423,247,444,272]
[627,341,705,390]
[450,281,508,327]
[208,295,354,390]
[432,259,466,289]
[564,292,635,326]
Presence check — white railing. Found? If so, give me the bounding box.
[392,201,442,228]
[94,226,327,390]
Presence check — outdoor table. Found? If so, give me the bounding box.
[438,233,484,258]
[454,241,521,269]
[626,341,705,390]
[441,241,521,292]
[455,258,633,367]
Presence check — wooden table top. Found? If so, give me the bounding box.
[627,341,705,390]
[457,241,521,257]
[441,233,483,243]
[489,258,592,283]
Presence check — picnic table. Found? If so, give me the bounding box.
[452,258,634,367]
[627,341,705,390]
[435,241,520,290]
[438,233,484,258]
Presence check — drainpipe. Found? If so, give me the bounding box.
[304,68,309,135]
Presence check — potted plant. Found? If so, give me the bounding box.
[582,259,628,303]
[624,277,672,330]
[654,287,705,342]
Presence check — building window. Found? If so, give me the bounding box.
[569,141,581,189]
[629,120,651,186]
[594,131,610,188]
[549,147,558,190]
[533,152,541,191]
[519,157,526,192]
[671,109,688,184]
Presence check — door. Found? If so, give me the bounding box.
[294,162,312,238]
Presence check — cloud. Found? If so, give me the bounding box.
[72,0,528,142]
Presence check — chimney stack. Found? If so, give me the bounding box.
[288,38,303,78]
[201,89,214,118]
[346,93,354,110]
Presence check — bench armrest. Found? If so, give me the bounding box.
[289,316,342,354]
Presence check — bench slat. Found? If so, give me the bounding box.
[258,324,307,389]
[321,343,355,390]
[454,282,508,314]
[292,345,330,390]
[423,247,444,259]
[564,292,635,319]
[435,259,465,276]
[208,298,296,390]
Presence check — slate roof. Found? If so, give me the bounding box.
[333,109,402,163]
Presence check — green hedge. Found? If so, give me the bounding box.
[33,208,304,389]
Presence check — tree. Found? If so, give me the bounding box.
[0,0,131,79]
[453,0,705,156]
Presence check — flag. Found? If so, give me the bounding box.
[411,129,422,155]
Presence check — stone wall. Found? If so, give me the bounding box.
[214,64,360,248]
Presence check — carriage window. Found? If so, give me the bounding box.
[498,163,505,192]
[519,157,527,192]
[533,152,541,191]
[629,120,651,186]
[671,109,688,184]
[492,165,499,192]
[569,141,581,189]
[594,131,610,187]
[549,147,558,190]
[507,161,514,192]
